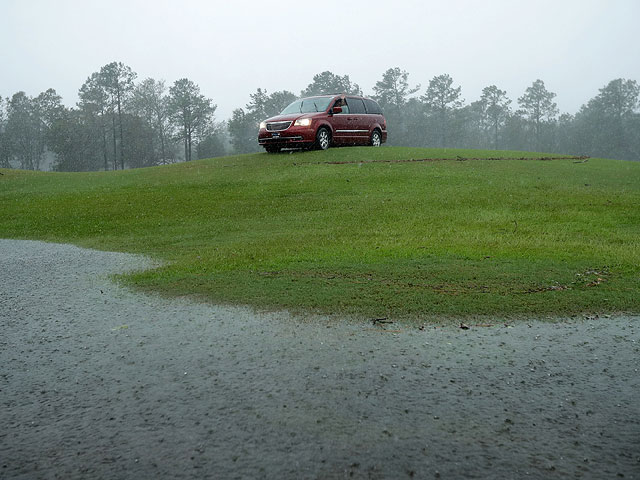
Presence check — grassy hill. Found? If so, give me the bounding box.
[1,147,639,320]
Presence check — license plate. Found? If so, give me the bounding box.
[271,132,280,138]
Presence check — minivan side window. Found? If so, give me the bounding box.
[363,98,382,115]
[346,97,366,114]
[334,100,349,114]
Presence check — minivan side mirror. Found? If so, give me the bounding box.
[332,106,342,114]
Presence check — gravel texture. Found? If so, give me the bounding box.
[1,239,639,479]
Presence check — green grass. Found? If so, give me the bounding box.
[1,146,639,320]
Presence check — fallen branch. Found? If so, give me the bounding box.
[371,317,392,325]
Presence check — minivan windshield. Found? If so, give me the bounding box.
[280,97,333,115]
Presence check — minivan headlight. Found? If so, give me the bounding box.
[294,118,311,127]
[259,121,266,129]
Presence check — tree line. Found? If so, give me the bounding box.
[1,64,638,171]
[0,62,222,171]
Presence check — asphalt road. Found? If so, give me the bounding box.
[1,240,639,479]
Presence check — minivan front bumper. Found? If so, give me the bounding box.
[258,134,304,142]
[258,125,317,147]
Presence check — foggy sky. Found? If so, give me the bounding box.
[1,0,639,120]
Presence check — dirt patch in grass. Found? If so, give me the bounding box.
[319,155,589,165]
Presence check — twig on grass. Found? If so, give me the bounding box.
[372,317,392,325]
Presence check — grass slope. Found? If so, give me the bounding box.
[1,147,639,320]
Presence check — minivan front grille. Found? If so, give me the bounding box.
[266,121,292,131]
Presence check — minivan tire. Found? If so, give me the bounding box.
[370,130,382,147]
[316,127,331,150]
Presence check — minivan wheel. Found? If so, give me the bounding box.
[316,128,331,150]
[370,130,382,147]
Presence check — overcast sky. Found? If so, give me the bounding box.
[1,0,639,120]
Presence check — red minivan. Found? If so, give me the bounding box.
[258,94,387,153]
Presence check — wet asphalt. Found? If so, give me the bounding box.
[1,240,639,479]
